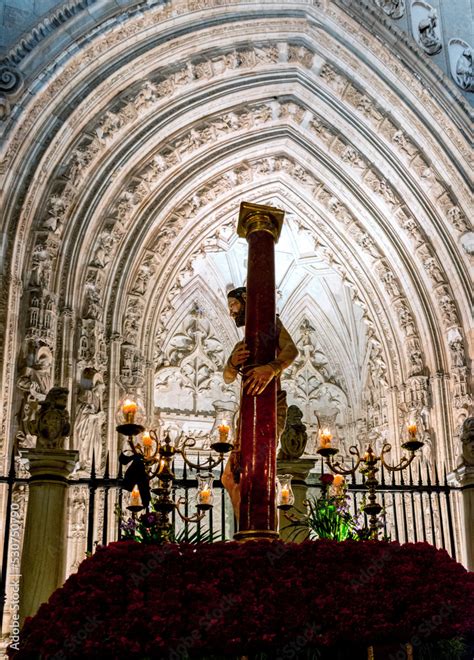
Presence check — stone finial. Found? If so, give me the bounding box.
[278,405,308,460]
[33,387,71,450]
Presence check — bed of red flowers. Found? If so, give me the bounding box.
[11,539,474,659]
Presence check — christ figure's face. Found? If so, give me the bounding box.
[228,296,246,327]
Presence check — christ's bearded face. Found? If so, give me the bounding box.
[228,296,246,327]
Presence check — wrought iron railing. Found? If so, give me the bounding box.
[0,452,461,627]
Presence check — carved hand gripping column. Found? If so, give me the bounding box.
[234,202,284,541]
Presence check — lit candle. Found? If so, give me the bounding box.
[122,399,138,423]
[218,420,230,442]
[363,447,375,462]
[130,485,141,507]
[199,485,211,505]
[280,486,290,505]
[142,431,152,458]
[407,423,417,438]
[320,428,332,447]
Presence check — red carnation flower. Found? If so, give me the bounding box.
[320,473,334,485]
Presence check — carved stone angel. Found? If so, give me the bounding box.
[278,405,308,460]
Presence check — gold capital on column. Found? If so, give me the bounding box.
[237,202,284,242]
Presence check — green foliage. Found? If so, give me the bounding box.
[281,477,375,542]
[116,502,218,545]
[283,496,357,542]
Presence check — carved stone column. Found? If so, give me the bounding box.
[277,458,316,542]
[234,202,284,541]
[19,449,78,624]
[448,417,474,570]
[18,387,78,624]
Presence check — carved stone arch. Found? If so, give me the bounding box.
[0,0,470,474]
[6,35,466,284]
[4,54,466,390]
[65,102,460,382]
[113,151,436,382]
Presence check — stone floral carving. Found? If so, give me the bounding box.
[155,302,232,414]
[2,0,97,69]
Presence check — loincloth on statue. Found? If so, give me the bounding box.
[230,389,288,484]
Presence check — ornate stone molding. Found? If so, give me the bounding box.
[45,105,465,372]
[2,0,98,67]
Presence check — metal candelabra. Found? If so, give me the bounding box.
[317,429,424,539]
[117,404,233,540]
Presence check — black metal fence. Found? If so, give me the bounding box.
[0,451,461,626]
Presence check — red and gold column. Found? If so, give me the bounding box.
[234,202,284,541]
